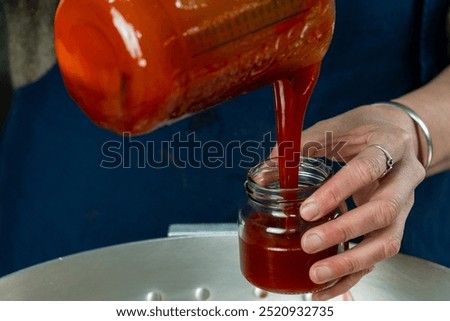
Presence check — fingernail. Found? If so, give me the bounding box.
[303,233,323,253]
[300,202,319,220]
[312,266,332,283]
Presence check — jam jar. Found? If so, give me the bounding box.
[239,157,346,294]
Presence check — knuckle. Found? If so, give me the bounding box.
[397,128,412,146]
[405,195,415,209]
[339,255,362,275]
[334,222,355,244]
[353,157,382,184]
[412,159,426,182]
[417,165,426,180]
[401,129,427,184]
[390,127,413,154]
[381,234,402,259]
[322,181,345,207]
[376,198,402,226]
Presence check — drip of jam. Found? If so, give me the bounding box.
[274,64,320,190]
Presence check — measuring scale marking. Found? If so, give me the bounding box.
[186,0,313,56]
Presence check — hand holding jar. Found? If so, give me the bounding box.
[270,80,450,300]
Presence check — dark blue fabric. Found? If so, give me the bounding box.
[1,0,449,276]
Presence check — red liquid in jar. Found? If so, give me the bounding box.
[240,213,338,294]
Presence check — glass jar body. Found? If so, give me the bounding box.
[239,158,345,294]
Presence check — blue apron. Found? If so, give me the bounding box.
[1,0,449,276]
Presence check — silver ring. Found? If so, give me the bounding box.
[368,144,394,178]
[372,102,433,170]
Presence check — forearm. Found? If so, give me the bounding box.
[395,65,450,176]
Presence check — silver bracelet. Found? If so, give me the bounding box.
[372,101,433,170]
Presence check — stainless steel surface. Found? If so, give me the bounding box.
[0,235,449,301]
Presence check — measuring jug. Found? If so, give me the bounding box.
[54,0,335,135]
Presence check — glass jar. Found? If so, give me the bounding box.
[239,157,346,294]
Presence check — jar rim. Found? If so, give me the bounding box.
[245,157,333,197]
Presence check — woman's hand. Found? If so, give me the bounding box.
[275,103,427,300]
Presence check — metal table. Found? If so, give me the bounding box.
[0,234,449,300]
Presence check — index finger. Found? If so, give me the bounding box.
[299,144,400,221]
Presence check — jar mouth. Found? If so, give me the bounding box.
[245,157,333,206]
